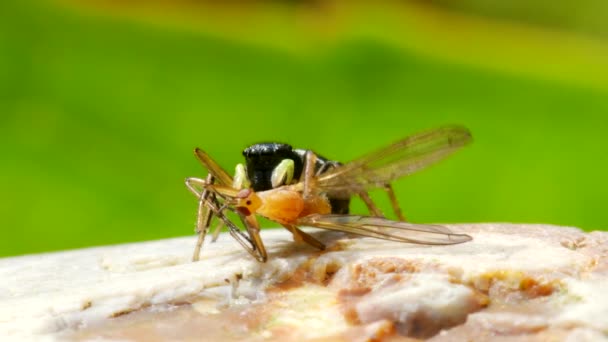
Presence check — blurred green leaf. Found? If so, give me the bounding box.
[1,0,607,257]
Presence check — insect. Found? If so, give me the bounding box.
[240,143,351,215]
[185,125,473,262]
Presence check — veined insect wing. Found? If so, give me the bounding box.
[315,125,472,195]
[297,214,472,245]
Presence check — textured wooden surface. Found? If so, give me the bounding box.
[1,224,607,341]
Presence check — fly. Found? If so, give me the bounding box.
[185,125,473,262]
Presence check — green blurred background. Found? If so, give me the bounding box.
[1,0,607,257]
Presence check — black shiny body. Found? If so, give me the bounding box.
[242,143,350,214]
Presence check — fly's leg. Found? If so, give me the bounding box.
[305,154,385,218]
[384,183,406,221]
[199,184,268,262]
[210,220,224,243]
[314,158,386,218]
[243,214,267,262]
[186,178,267,262]
[284,224,303,243]
[278,151,325,250]
[359,186,408,221]
[301,150,318,199]
[193,148,233,243]
[320,162,385,218]
[358,186,406,221]
[314,155,406,221]
[209,163,252,242]
[209,163,250,242]
[190,149,266,261]
[283,224,326,250]
[215,205,267,262]
[314,161,350,215]
[358,192,385,218]
[314,160,339,177]
[318,161,399,220]
[185,175,216,261]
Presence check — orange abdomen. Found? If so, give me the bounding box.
[300,195,332,217]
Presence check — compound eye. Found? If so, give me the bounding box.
[271,159,294,188]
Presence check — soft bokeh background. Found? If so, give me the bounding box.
[1,0,607,257]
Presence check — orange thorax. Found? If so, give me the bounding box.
[256,188,331,224]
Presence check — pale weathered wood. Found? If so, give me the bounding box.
[0,224,606,341]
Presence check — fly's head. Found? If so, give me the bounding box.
[233,188,262,217]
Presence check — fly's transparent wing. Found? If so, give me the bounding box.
[315,125,472,195]
[297,214,472,245]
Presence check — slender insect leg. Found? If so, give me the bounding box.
[384,183,406,221]
[210,221,224,242]
[185,176,210,197]
[188,150,267,261]
[312,152,406,221]
[205,200,264,262]
[207,196,267,262]
[307,152,388,220]
[283,224,303,242]
[185,175,215,261]
[213,206,267,262]
[359,191,385,218]
[314,160,337,176]
[210,163,250,242]
[242,214,268,262]
[186,177,224,244]
[200,182,269,262]
[301,150,318,199]
[186,178,267,262]
[283,224,326,250]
